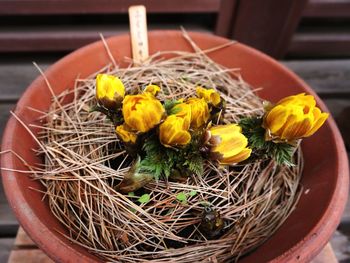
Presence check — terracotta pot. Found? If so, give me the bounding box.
[1,31,349,262]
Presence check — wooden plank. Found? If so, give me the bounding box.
[340,193,350,224]
[0,0,220,15]
[304,0,350,18]
[282,60,350,97]
[330,230,350,262]
[334,106,350,151]
[0,104,20,235]
[0,23,211,52]
[0,27,123,52]
[0,62,50,102]
[0,238,15,263]
[14,228,35,247]
[0,104,17,138]
[0,166,19,236]
[9,228,345,262]
[288,31,350,58]
[311,243,338,263]
[8,249,53,263]
[7,228,53,263]
[231,0,308,58]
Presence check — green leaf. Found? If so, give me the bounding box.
[273,143,295,166]
[184,154,204,176]
[239,116,295,166]
[138,194,150,204]
[164,100,181,115]
[139,136,178,181]
[176,192,187,203]
[189,190,197,197]
[128,192,135,197]
[137,131,205,186]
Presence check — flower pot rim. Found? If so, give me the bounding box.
[1,30,349,263]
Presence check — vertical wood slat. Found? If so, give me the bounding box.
[231,0,308,59]
[215,0,238,37]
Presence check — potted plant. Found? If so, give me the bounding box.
[1,31,348,262]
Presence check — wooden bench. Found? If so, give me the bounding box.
[1,1,350,261]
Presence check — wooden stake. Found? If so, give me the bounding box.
[128,5,149,64]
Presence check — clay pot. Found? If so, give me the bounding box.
[1,31,348,262]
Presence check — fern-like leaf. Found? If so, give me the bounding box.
[239,117,295,166]
[164,99,182,115]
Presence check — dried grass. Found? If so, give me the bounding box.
[18,33,302,262]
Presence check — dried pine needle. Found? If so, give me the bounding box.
[13,34,302,262]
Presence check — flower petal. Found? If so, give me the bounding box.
[196,86,221,106]
[220,148,252,165]
[304,112,329,137]
[213,132,248,158]
[122,93,164,132]
[144,84,161,96]
[115,124,137,143]
[210,124,241,136]
[265,105,290,134]
[186,98,209,129]
[264,93,328,141]
[159,115,191,147]
[280,114,313,140]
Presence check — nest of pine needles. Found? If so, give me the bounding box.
[29,33,303,262]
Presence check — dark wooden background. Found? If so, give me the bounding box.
[0,0,349,262]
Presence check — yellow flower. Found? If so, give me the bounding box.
[186,98,210,129]
[122,93,164,133]
[159,115,191,147]
[172,102,191,129]
[263,93,329,141]
[144,84,161,96]
[96,74,125,109]
[116,124,137,143]
[196,86,221,106]
[209,124,251,165]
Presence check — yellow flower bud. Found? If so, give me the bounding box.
[186,98,210,129]
[172,103,191,130]
[159,115,191,147]
[116,124,137,143]
[209,124,251,165]
[96,74,125,109]
[122,93,165,133]
[196,86,221,106]
[263,93,329,141]
[144,84,161,96]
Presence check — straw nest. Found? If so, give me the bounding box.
[30,33,303,262]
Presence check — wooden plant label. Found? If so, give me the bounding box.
[128,5,149,64]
